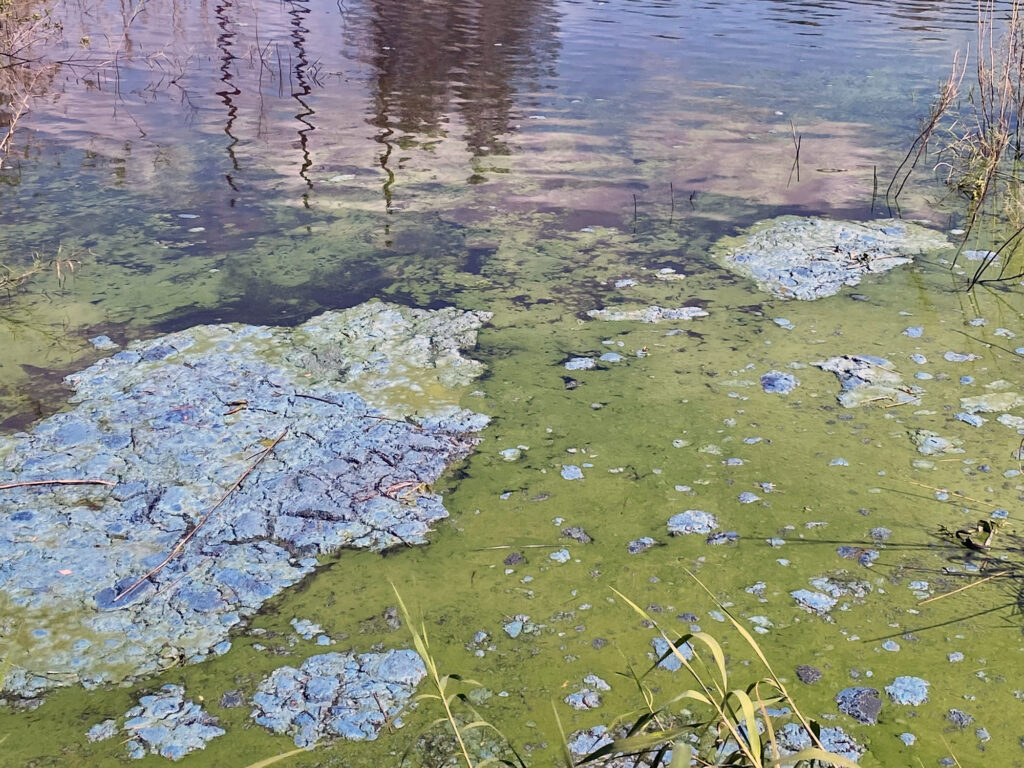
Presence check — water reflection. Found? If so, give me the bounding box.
[214,0,241,196]
[284,0,315,204]
[2,0,1001,207]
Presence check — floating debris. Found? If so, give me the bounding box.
[651,636,694,670]
[955,412,986,428]
[943,351,979,363]
[960,392,1024,413]
[776,723,865,762]
[290,618,325,641]
[565,689,602,710]
[586,306,708,323]
[88,335,120,350]
[550,549,572,563]
[810,574,871,599]
[0,301,490,698]
[837,546,879,567]
[813,355,921,407]
[562,526,593,543]
[667,510,720,536]
[627,537,658,554]
[795,665,823,684]
[761,370,799,394]
[707,531,740,545]
[565,357,596,371]
[503,615,541,639]
[561,464,584,480]
[836,687,881,724]
[87,684,224,760]
[712,216,949,300]
[251,650,425,747]
[85,719,117,743]
[947,708,974,729]
[791,590,837,617]
[565,674,611,710]
[885,676,929,706]
[910,429,964,456]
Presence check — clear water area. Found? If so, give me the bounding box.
[2,0,1023,765]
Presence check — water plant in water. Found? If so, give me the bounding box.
[567,575,859,768]
[396,577,857,768]
[393,584,527,768]
[895,0,1024,288]
[0,0,61,168]
[0,245,82,299]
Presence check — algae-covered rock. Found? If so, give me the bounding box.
[713,216,950,300]
[0,301,490,697]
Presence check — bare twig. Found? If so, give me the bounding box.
[0,478,116,490]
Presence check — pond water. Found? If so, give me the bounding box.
[2,0,1024,765]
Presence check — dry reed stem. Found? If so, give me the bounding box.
[903,478,1003,509]
[918,571,1010,605]
[113,428,288,602]
[0,478,115,490]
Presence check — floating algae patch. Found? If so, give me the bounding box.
[712,216,951,300]
[813,354,923,407]
[86,684,225,760]
[0,301,489,697]
[250,650,425,747]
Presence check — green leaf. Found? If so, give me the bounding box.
[725,688,761,759]
[669,741,693,768]
[689,632,728,693]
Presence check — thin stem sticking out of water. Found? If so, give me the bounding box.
[886,49,966,212]
[786,120,801,187]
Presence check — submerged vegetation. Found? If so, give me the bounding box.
[0,245,82,298]
[0,0,59,169]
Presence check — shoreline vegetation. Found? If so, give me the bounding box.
[892,0,1024,289]
[0,0,59,170]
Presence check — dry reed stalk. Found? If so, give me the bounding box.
[113,428,288,602]
[0,478,115,490]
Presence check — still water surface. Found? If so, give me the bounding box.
[3,1,1024,765]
